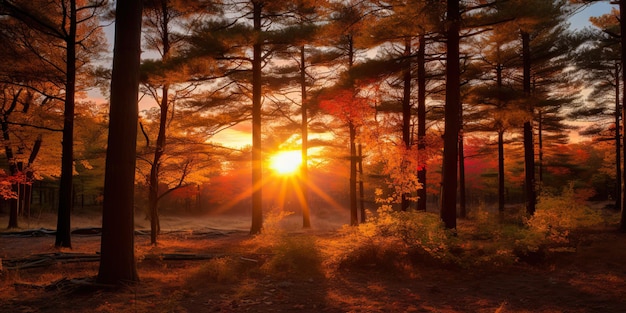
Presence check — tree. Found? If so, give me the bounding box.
[260,0,325,228]
[250,0,264,234]
[619,0,626,232]
[0,0,107,247]
[572,11,621,209]
[360,0,442,212]
[0,88,44,228]
[97,0,142,285]
[440,0,460,229]
[320,0,376,225]
[467,25,513,212]
[186,0,296,234]
[488,0,572,215]
[140,0,215,244]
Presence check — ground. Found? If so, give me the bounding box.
[1,211,626,313]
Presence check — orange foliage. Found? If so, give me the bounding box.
[319,89,374,126]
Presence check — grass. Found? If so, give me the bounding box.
[1,194,624,312]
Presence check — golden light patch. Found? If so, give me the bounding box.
[269,150,302,175]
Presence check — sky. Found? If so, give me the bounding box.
[569,1,614,30]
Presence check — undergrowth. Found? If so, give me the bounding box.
[328,183,608,271]
[324,206,457,273]
[195,184,608,282]
[195,208,323,283]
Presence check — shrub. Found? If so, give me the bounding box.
[243,208,323,278]
[261,234,323,278]
[510,183,605,263]
[528,184,604,244]
[329,206,456,272]
[193,256,255,284]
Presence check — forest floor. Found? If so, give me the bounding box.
[1,210,626,313]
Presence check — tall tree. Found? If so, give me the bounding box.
[491,0,571,215]
[572,12,621,209]
[320,0,375,225]
[140,0,214,244]
[262,0,325,228]
[97,0,142,285]
[619,0,626,232]
[361,0,441,211]
[0,0,107,247]
[250,0,264,234]
[570,0,626,230]
[441,0,460,229]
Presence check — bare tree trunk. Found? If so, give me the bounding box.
[97,0,142,285]
[458,128,466,219]
[300,45,311,228]
[496,63,505,213]
[538,110,543,183]
[619,0,626,233]
[55,0,78,248]
[521,30,536,216]
[358,143,365,223]
[615,62,621,211]
[401,37,412,211]
[149,83,169,245]
[498,130,505,213]
[250,0,263,235]
[350,122,358,226]
[417,33,427,212]
[2,104,19,228]
[441,0,460,229]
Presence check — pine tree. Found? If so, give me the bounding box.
[572,12,621,210]
[318,0,378,225]
[140,0,216,244]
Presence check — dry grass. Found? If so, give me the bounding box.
[2,208,626,312]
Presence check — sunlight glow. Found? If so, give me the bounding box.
[269,150,302,175]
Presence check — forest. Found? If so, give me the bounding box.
[1,0,626,312]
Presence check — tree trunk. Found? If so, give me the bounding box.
[401,37,412,211]
[55,0,77,248]
[346,34,359,226]
[23,137,41,219]
[496,63,505,213]
[417,33,427,212]
[2,112,19,229]
[250,0,263,235]
[349,121,358,226]
[149,83,169,245]
[620,0,626,232]
[498,130,505,213]
[148,1,172,244]
[538,110,543,183]
[458,128,466,219]
[441,0,460,229]
[615,62,621,211]
[97,0,142,285]
[300,45,311,228]
[358,143,365,223]
[521,30,536,216]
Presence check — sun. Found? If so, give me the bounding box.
[269,150,302,175]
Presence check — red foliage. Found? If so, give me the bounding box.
[319,88,374,126]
